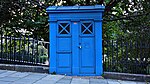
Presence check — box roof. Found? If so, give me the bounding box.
[46,5,105,13]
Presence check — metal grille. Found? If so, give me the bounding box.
[0,33,49,66]
[103,40,150,74]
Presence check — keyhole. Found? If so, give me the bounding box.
[78,43,82,49]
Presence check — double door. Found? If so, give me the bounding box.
[56,21,96,75]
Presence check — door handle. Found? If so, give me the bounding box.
[78,45,82,49]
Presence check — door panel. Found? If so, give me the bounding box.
[57,53,71,73]
[58,53,71,67]
[80,37,95,74]
[57,38,71,52]
[81,37,94,67]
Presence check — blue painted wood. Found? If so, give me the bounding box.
[72,21,79,75]
[47,5,105,10]
[56,21,72,75]
[95,21,103,75]
[79,21,95,74]
[48,13,102,22]
[80,37,95,74]
[47,5,105,76]
[49,22,57,73]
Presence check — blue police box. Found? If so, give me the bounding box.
[46,5,105,76]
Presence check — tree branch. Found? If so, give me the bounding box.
[105,0,121,12]
[28,0,47,9]
[104,12,149,22]
[98,0,104,5]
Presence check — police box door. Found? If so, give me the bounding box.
[79,21,95,74]
[56,21,72,74]
[56,21,95,75]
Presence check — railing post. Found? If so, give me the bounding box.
[1,31,3,60]
[19,34,21,63]
[6,31,8,61]
[14,35,16,62]
[32,35,35,64]
[28,35,30,63]
[36,36,38,64]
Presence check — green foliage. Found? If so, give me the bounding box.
[0,0,149,41]
[0,36,49,64]
[103,40,150,74]
[103,21,124,40]
[38,55,48,63]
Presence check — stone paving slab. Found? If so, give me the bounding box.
[41,75,59,80]
[11,78,37,84]
[0,77,20,82]
[0,70,149,84]
[0,81,11,84]
[33,80,57,84]
[0,71,16,77]
[118,80,137,84]
[71,78,89,84]
[23,74,47,80]
[33,75,64,84]
[56,76,72,84]
[107,79,120,84]
[41,75,64,81]
[90,79,107,84]
[0,70,7,74]
[8,72,30,78]
[136,82,148,84]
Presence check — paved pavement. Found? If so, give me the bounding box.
[0,70,148,84]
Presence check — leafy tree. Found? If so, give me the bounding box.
[0,0,149,41]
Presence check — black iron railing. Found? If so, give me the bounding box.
[103,40,150,74]
[1,33,150,74]
[0,35,49,66]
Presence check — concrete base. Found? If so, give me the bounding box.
[0,64,49,73]
[104,72,150,82]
